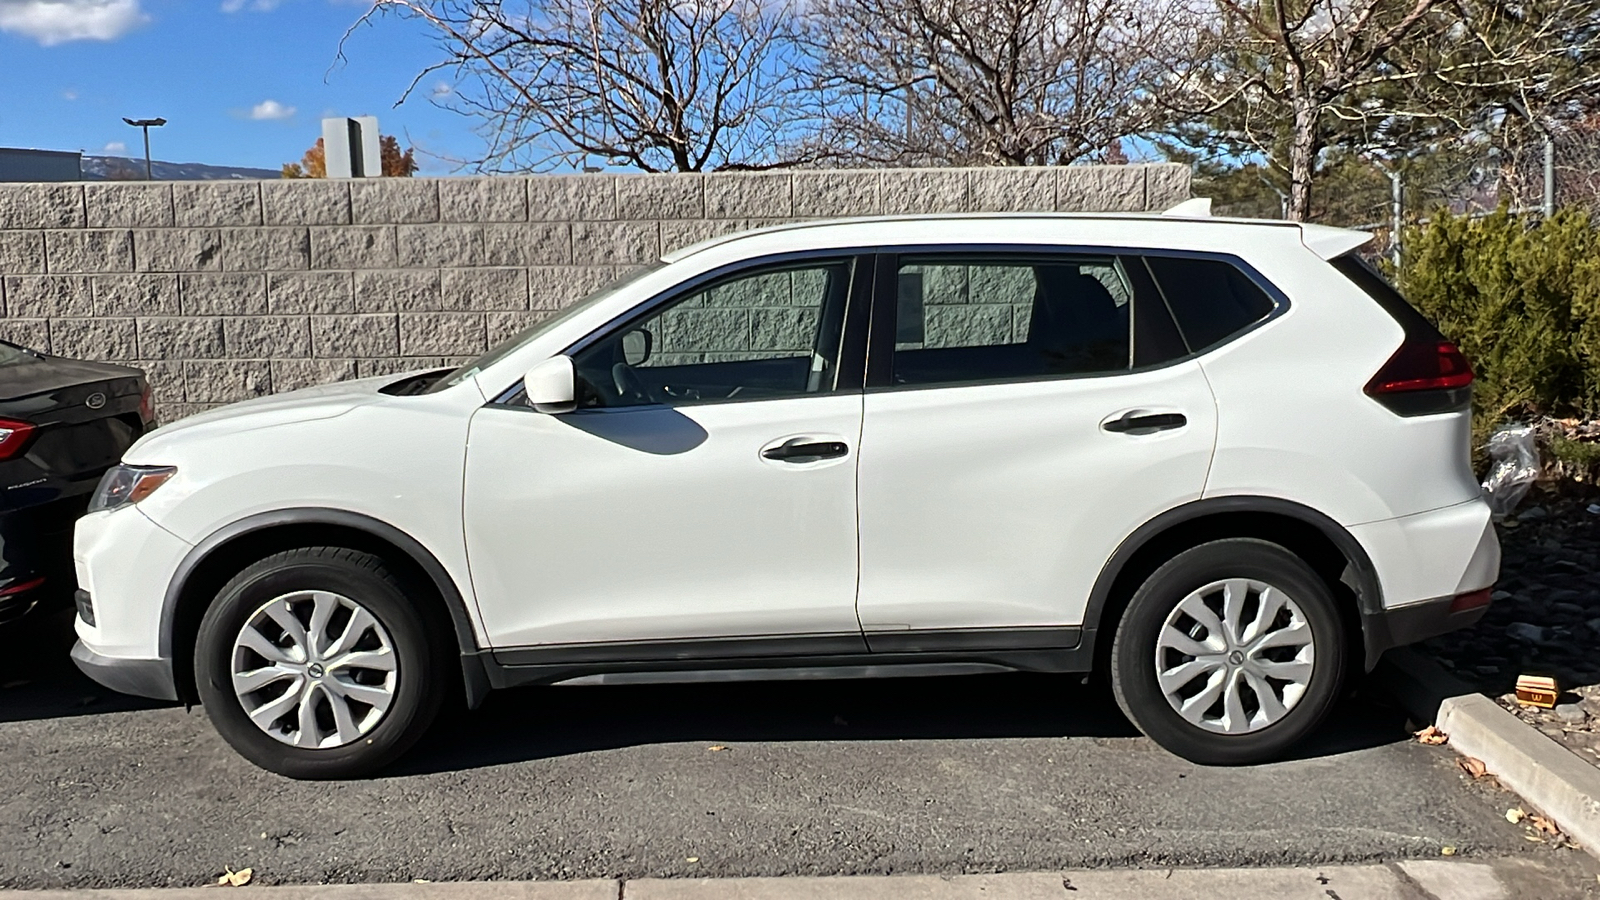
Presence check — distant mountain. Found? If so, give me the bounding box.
[81,155,281,181]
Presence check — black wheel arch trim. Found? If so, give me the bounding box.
[160,507,491,708]
[1083,495,1390,669]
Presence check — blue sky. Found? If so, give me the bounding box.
[0,0,473,173]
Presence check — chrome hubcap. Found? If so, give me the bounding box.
[1154,578,1315,735]
[230,591,398,749]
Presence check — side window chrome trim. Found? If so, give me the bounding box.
[861,245,1289,394]
[487,243,1291,405]
[487,248,876,408]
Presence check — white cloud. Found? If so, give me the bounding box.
[102,140,126,153]
[220,0,281,12]
[61,88,77,100]
[248,99,295,120]
[431,82,453,99]
[0,0,148,45]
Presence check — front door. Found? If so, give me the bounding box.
[463,256,869,654]
[854,252,1219,648]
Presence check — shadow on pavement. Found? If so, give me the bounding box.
[3,604,1412,773]
[0,606,177,723]
[390,669,1412,776]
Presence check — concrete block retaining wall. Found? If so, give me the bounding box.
[0,164,1188,421]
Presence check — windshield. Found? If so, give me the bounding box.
[427,263,664,394]
[0,341,38,368]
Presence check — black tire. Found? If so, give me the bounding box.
[194,547,447,779]
[1110,538,1346,765]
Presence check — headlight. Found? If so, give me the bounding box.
[89,465,176,513]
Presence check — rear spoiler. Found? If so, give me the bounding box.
[1161,199,1373,260]
[1300,223,1371,260]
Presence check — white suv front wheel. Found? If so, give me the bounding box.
[1110,538,1347,765]
[195,547,446,779]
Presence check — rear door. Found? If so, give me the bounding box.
[852,251,1220,650]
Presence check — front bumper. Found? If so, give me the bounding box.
[70,639,178,701]
[72,505,192,698]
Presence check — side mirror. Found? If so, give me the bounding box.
[524,356,576,414]
[621,328,653,366]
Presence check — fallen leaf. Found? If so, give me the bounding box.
[216,868,252,887]
[1440,846,1457,856]
[1530,815,1561,836]
[1457,757,1488,778]
[707,745,727,752]
[1415,725,1448,745]
[1507,808,1527,824]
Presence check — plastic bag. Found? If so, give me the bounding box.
[1481,424,1540,520]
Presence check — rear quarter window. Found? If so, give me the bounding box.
[1143,257,1277,352]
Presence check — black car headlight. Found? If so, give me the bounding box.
[89,464,176,513]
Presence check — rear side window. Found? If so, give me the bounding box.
[1143,257,1277,352]
[887,256,1132,387]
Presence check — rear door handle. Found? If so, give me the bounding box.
[1102,412,1187,433]
[762,440,849,462]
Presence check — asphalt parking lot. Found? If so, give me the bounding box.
[1,607,1595,892]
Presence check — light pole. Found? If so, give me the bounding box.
[121,117,166,180]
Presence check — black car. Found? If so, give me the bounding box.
[0,340,149,624]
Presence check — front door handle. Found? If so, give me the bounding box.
[1102,412,1187,434]
[762,440,849,462]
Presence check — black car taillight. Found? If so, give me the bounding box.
[0,417,36,460]
[138,382,154,424]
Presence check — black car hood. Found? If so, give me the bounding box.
[0,355,144,403]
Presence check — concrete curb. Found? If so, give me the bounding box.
[1377,647,1600,859]
[0,863,1535,900]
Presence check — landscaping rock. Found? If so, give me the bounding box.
[1507,622,1551,643]
[1417,483,1600,766]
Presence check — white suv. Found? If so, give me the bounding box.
[71,212,1499,778]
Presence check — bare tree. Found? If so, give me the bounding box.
[349,0,813,172]
[1163,0,1600,221]
[800,0,1206,167]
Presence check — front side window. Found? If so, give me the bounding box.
[434,263,662,394]
[571,258,854,408]
[888,256,1133,387]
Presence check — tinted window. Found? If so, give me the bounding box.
[571,259,853,408]
[1143,257,1276,352]
[887,256,1132,387]
[434,263,663,394]
[0,341,35,367]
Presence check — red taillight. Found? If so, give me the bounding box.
[1449,588,1493,614]
[0,576,45,597]
[138,383,154,424]
[1365,340,1474,395]
[0,417,35,460]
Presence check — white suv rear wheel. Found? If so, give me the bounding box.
[1111,538,1347,764]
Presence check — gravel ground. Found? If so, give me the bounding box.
[1,609,1593,891]
[1417,482,1600,770]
